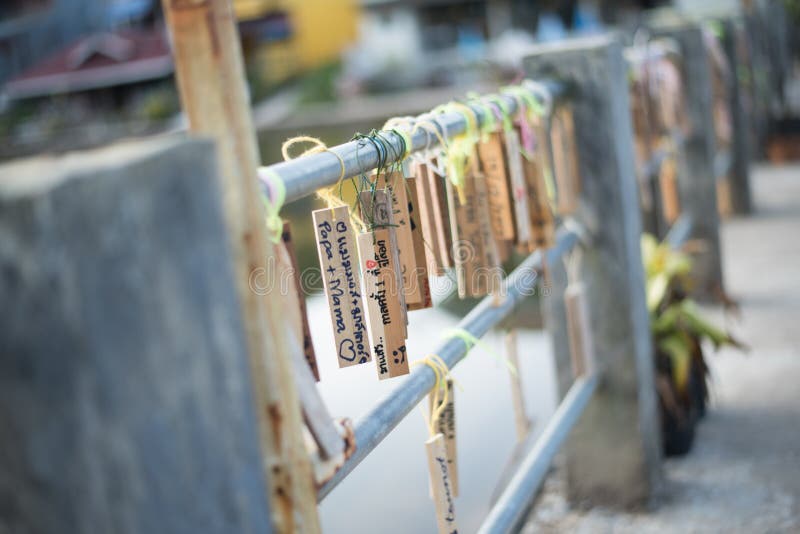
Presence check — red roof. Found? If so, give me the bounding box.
[4,27,173,100]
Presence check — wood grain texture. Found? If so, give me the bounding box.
[357,231,409,379]
[162,1,320,530]
[425,434,459,534]
[406,178,433,310]
[477,132,516,241]
[313,206,372,368]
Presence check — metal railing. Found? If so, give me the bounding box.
[256,27,729,532]
[263,81,566,203]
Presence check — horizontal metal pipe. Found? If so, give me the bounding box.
[317,228,580,500]
[262,80,566,203]
[477,373,599,534]
[665,213,693,250]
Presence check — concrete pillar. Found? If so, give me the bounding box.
[653,23,725,298]
[524,35,662,508]
[0,137,274,534]
[721,18,754,214]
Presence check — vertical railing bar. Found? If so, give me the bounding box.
[477,373,599,534]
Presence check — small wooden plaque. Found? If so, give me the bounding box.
[312,206,372,368]
[427,160,455,269]
[551,107,581,215]
[477,131,516,241]
[360,189,408,335]
[504,128,533,248]
[425,433,459,534]
[429,379,458,497]
[406,177,433,310]
[414,161,447,276]
[357,230,409,380]
[523,119,556,250]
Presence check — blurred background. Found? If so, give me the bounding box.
[2,1,799,533]
[3,0,797,277]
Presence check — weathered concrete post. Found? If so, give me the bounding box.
[524,35,662,508]
[653,23,725,298]
[0,138,274,533]
[721,18,753,215]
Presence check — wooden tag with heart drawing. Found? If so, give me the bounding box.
[312,206,372,368]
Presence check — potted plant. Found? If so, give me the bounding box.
[642,234,745,456]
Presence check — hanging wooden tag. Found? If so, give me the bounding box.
[427,159,455,269]
[473,168,503,297]
[373,171,423,306]
[425,433,459,534]
[445,164,485,299]
[659,155,681,224]
[281,221,320,381]
[357,230,409,379]
[414,161,447,276]
[428,379,458,497]
[551,107,580,215]
[406,177,433,310]
[565,282,596,378]
[524,119,556,250]
[312,206,372,368]
[477,131,516,242]
[504,330,531,442]
[360,189,408,335]
[503,128,533,250]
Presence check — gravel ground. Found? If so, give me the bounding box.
[522,164,800,534]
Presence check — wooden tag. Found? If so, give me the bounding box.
[281,221,320,381]
[659,155,681,223]
[372,171,423,307]
[312,206,372,367]
[445,156,497,299]
[473,169,503,296]
[565,282,596,377]
[427,159,455,269]
[429,379,458,497]
[503,128,532,249]
[357,230,409,379]
[357,188,408,376]
[551,107,580,215]
[425,433,459,534]
[414,161,447,276]
[523,119,556,250]
[360,189,408,335]
[477,131,515,241]
[504,330,531,442]
[406,177,433,310]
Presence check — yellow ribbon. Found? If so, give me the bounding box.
[443,327,518,376]
[256,167,286,243]
[433,102,481,204]
[411,354,452,436]
[281,135,366,232]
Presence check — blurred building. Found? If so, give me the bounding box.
[234,0,359,86]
